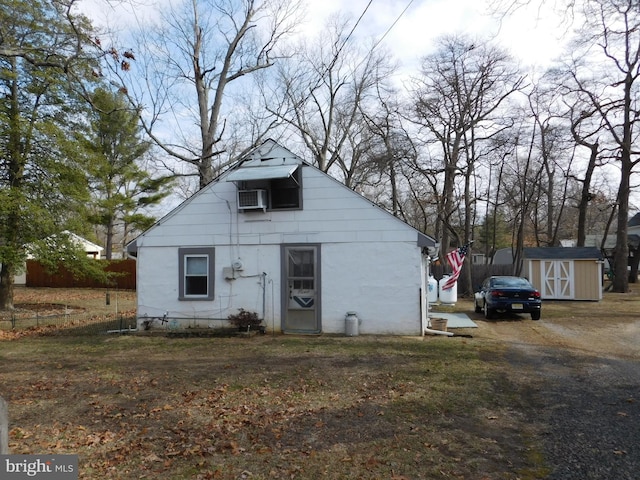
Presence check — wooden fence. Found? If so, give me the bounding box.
[26,259,136,290]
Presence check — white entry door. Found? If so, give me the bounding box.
[540,260,573,299]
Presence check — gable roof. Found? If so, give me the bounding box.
[61,231,103,253]
[523,247,603,260]
[127,139,437,254]
[226,140,436,248]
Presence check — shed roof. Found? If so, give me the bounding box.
[628,212,640,227]
[492,247,514,264]
[224,164,299,182]
[523,246,602,260]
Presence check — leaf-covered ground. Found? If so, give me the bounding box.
[0,288,136,339]
[1,333,534,479]
[0,288,135,319]
[3,287,639,479]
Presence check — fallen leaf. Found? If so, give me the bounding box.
[144,453,163,462]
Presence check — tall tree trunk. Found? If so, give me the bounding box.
[0,264,15,310]
[612,161,631,292]
[0,60,24,310]
[576,143,598,247]
[612,68,635,293]
[105,218,114,260]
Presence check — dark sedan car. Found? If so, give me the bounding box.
[474,276,541,320]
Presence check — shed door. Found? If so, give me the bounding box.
[541,260,573,299]
[282,246,321,334]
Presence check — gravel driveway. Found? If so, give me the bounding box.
[470,309,640,479]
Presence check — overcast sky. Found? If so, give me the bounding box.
[82,0,568,73]
[304,0,567,69]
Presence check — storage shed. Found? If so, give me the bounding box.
[523,247,603,301]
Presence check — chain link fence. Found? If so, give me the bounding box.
[0,311,137,336]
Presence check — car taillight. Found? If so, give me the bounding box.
[531,290,541,299]
[490,290,503,297]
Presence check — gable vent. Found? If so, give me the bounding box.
[238,189,268,211]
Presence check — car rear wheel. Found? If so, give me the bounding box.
[531,311,541,320]
[474,299,482,313]
[483,303,494,320]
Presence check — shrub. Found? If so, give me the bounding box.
[227,309,262,331]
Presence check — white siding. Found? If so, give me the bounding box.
[321,242,423,335]
[137,244,282,324]
[135,159,430,335]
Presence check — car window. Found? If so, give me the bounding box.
[488,277,532,288]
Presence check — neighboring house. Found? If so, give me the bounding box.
[522,247,603,301]
[471,253,486,265]
[491,248,515,265]
[582,232,640,281]
[629,212,640,236]
[60,231,104,259]
[13,231,104,286]
[127,139,438,335]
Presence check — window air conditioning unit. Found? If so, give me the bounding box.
[237,189,268,211]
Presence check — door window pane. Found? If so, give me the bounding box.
[289,250,314,277]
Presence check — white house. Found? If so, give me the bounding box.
[13,231,104,286]
[127,140,438,335]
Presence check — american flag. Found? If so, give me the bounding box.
[441,243,470,290]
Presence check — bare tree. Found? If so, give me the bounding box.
[106,0,303,188]
[269,14,396,183]
[408,35,524,293]
[500,122,546,274]
[566,102,605,247]
[561,0,640,292]
[358,82,419,218]
[524,79,582,247]
[494,0,640,291]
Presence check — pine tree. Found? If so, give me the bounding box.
[0,0,99,309]
[79,88,172,259]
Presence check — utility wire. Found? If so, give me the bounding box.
[351,0,416,75]
[325,0,374,73]
[318,0,416,85]
[371,0,415,53]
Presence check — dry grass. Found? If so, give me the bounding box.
[1,286,639,479]
[0,288,136,338]
[1,287,136,319]
[2,335,533,479]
